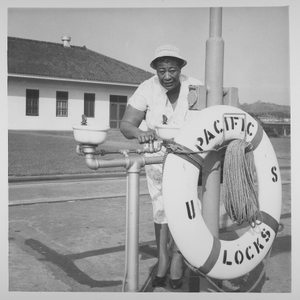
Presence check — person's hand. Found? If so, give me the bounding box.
[134,130,157,144]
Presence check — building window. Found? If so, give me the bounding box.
[56,91,68,117]
[110,95,127,129]
[84,93,95,117]
[26,89,39,116]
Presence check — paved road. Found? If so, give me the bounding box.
[8,165,290,206]
[9,175,149,206]
[8,166,291,294]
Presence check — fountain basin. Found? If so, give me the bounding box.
[72,124,110,145]
[155,124,181,140]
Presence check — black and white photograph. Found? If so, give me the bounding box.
[2,0,298,298]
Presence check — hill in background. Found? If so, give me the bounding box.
[239,100,290,118]
[239,101,290,137]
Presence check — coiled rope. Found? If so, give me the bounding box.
[222,139,261,226]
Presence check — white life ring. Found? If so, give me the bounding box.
[162,105,282,280]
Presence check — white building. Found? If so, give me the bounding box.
[7,36,153,131]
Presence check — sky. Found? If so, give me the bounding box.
[6,2,291,106]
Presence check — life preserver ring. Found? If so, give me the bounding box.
[162,105,282,280]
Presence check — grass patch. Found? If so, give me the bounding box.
[8,130,141,177]
[8,130,290,177]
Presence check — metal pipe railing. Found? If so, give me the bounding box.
[76,143,163,292]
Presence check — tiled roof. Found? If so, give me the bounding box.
[7,36,154,85]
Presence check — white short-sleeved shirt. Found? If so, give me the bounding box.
[128,74,203,224]
[128,74,203,131]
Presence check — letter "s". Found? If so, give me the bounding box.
[271,166,278,182]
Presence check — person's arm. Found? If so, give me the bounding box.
[120,104,156,144]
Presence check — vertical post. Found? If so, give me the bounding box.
[200,7,224,292]
[202,7,224,238]
[126,159,142,292]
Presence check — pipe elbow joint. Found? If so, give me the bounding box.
[85,156,100,170]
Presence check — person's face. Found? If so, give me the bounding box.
[156,60,181,91]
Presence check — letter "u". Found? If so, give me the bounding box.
[186,200,196,220]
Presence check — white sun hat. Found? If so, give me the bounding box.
[150,44,187,69]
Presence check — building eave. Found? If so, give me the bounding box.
[8,73,140,88]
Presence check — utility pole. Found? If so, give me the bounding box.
[202,7,224,238]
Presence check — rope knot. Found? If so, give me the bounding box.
[165,142,185,153]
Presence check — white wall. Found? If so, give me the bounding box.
[8,77,137,130]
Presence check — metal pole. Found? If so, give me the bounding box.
[202,7,224,238]
[126,158,143,292]
[199,7,224,292]
[122,155,163,292]
[205,7,224,105]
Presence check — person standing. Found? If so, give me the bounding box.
[120,45,202,289]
